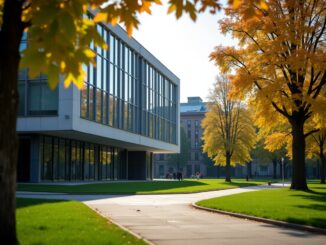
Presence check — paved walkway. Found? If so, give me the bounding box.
[17,184,326,245]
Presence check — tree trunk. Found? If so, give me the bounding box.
[247,161,252,179]
[0,0,24,243]
[272,159,277,179]
[225,152,231,182]
[319,150,325,184]
[290,120,308,190]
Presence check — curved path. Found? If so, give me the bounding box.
[17,184,326,245]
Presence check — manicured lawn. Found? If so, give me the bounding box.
[17,179,268,194]
[17,198,147,245]
[197,181,326,229]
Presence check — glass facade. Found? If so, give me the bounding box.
[18,22,178,144]
[40,135,127,181]
[18,73,59,116]
[80,23,178,144]
[18,33,59,116]
[17,19,179,183]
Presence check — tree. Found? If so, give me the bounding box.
[211,0,326,190]
[306,117,326,183]
[0,0,224,243]
[306,109,326,183]
[202,75,256,182]
[167,126,191,172]
[263,110,326,182]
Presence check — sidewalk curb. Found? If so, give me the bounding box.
[87,205,155,245]
[191,203,326,235]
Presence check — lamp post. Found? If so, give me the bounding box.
[281,157,284,187]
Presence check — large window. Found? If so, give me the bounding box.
[18,35,58,117]
[18,74,58,116]
[141,62,177,144]
[40,135,126,182]
[80,22,178,145]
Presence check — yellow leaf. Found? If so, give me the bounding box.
[64,73,73,88]
[102,43,108,50]
[231,0,241,9]
[111,17,118,26]
[94,12,108,23]
[126,24,133,37]
[74,73,84,89]
[60,61,66,72]
[259,1,268,10]
[82,4,88,12]
[84,49,95,58]
[167,4,176,14]
[140,1,152,14]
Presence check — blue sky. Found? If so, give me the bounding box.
[133,1,236,102]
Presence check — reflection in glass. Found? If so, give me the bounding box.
[81,83,88,118]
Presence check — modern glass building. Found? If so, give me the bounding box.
[17,20,180,182]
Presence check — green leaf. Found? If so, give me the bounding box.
[59,11,76,40]
[48,64,60,90]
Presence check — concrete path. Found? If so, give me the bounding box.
[17,184,326,245]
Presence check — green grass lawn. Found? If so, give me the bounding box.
[17,198,147,245]
[197,181,326,229]
[17,179,268,194]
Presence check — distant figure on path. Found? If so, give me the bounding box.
[196,172,200,180]
[177,171,183,181]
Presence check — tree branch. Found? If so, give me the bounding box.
[305,129,320,138]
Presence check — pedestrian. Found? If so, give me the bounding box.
[177,171,182,181]
[196,172,200,180]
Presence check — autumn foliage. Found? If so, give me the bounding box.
[11,0,221,91]
[210,0,326,190]
[202,76,256,182]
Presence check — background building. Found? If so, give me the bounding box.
[154,97,323,180]
[154,97,210,178]
[17,20,180,183]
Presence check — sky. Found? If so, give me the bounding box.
[132,2,236,103]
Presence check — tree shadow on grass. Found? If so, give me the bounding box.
[288,190,326,229]
[97,180,210,193]
[308,186,326,192]
[285,217,326,229]
[17,179,262,194]
[291,192,326,203]
[18,180,210,194]
[295,204,326,211]
[226,182,259,188]
[17,198,67,209]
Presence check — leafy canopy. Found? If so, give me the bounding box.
[211,0,326,134]
[0,0,223,90]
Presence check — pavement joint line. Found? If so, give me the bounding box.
[84,204,154,245]
[191,202,326,235]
